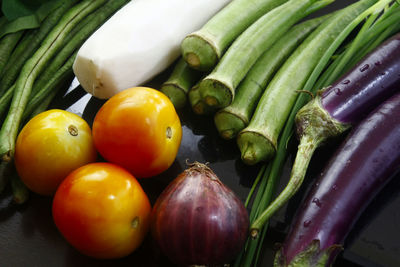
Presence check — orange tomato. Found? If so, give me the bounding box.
[92,87,182,178]
[52,162,151,259]
[14,109,97,195]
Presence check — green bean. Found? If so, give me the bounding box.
[0,30,24,77]
[0,0,107,161]
[22,53,76,122]
[0,0,79,96]
[31,0,129,97]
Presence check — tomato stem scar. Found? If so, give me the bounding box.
[131,216,140,228]
[166,127,172,139]
[68,125,78,136]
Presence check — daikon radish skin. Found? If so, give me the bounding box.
[73,0,231,99]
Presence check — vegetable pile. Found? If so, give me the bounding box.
[0,0,130,202]
[160,0,400,266]
[1,0,400,266]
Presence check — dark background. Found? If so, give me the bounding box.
[1,1,399,266]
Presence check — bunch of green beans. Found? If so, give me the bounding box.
[0,0,130,204]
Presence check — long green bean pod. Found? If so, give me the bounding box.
[0,84,15,119]
[237,0,377,165]
[22,54,76,122]
[214,15,327,140]
[0,30,24,77]
[0,0,108,161]
[197,0,331,112]
[181,0,288,71]
[31,0,129,97]
[0,0,78,96]
[160,58,202,109]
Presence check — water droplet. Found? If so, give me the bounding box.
[332,184,338,191]
[360,64,369,72]
[334,88,342,95]
[374,61,382,66]
[381,72,386,76]
[312,198,322,208]
[303,220,311,227]
[342,79,350,84]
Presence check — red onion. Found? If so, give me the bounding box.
[151,162,249,266]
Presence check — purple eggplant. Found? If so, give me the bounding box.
[274,91,400,266]
[249,32,400,236]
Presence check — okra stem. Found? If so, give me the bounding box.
[181,0,288,71]
[160,58,202,109]
[214,15,327,139]
[250,0,395,234]
[197,0,326,112]
[188,83,215,115]
[237,0,377,166]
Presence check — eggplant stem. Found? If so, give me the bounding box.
[249,135,317,237]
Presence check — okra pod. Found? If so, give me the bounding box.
[181,0,288,71]
[160,58,202,109]
[197,0,330,111]
[214,15,327,140]
[237,0,377,165]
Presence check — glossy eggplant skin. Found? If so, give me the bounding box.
[321,32,400,124]
[277,92,400,266]
[151,163,249,266]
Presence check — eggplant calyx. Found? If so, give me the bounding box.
[295,96,350,147]
[274,240,343,267]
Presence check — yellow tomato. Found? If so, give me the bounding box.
[92,87,182,178]
[14,109,97,195]
[52,162,151,259]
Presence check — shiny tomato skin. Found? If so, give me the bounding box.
[14,109,97,196]
[52,162,151,259]
[92,87,182,178]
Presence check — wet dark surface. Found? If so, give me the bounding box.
[1,79,399,267]
[1,1,400,266]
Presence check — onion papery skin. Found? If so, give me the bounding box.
[151,163,249,266]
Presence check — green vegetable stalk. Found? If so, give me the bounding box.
[160,58,202,109]
[236,0,377,166]
[214,15,327,140]
[196,0,332,113]
[181,0,288,71]
[0,0,108,161]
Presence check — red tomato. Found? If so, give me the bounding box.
[92,87,182,178]
[52,162,151,259]
[14,109,97,195]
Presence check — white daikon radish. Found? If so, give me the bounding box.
[73,0,231,99]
